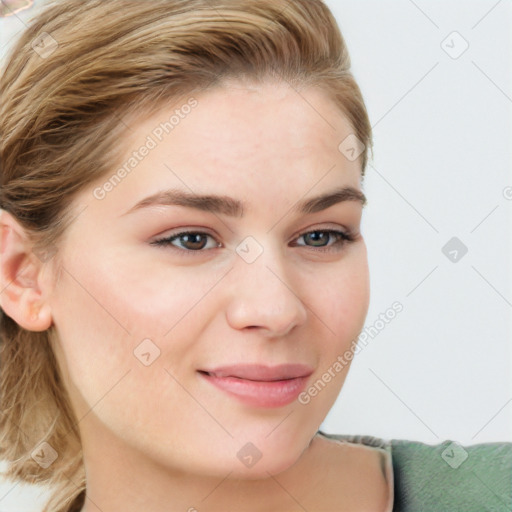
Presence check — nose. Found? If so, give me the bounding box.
[225,245,308,338]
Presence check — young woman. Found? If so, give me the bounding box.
[0,1,510,511]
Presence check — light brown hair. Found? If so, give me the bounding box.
[0,1,372,510]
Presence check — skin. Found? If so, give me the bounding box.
[0,80,390,511]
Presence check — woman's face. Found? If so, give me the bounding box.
[47,80,370,478]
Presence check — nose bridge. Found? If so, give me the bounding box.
[225,235,308,336]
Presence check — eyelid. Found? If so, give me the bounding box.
[290,222,352,241]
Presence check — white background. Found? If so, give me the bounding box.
[1,0,511,509]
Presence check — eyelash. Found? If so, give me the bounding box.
[151,228,356,255]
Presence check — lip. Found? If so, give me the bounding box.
[198,364,313,408]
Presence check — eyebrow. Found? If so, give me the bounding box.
[122,185,366,218]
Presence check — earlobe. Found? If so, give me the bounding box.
[0,210,53,332]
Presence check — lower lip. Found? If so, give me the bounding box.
[199,372,310,408]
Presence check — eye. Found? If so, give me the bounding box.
[151,230,219,252]
[150,228,356,255]
[293,229,355,253]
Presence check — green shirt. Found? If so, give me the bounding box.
[318,431,512,512]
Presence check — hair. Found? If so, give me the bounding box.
[0,0,372,510]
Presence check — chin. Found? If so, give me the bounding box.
[224,425,317,479]
[217,449,304,481]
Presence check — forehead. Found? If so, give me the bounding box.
[78,81,363,221]
[123,81,359,175]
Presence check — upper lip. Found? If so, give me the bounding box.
[199,364,314,381]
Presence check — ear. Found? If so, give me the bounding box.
[0,209,53,331]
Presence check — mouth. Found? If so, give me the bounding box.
[197,364,313,408]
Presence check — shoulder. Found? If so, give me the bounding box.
[318,431,512,512]
[390,438,512,512]
[314,431,393,511]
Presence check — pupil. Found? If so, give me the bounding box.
[307,231,327,246]
[183,234,206,250]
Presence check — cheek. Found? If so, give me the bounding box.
[48,248,224,384]
[311,249,370,352]
[294,252,369,423]
[52,244,198,335]
[48,260,203,438]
